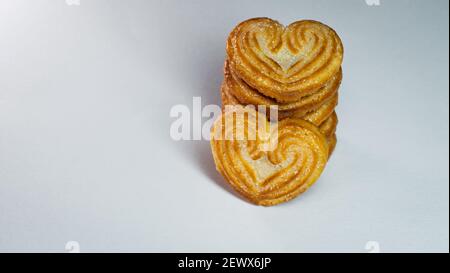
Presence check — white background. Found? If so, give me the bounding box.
[0,0,448,252]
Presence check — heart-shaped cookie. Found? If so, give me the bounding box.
[224,60,342,113]
[319,111,338,157]
[319,111,338,138]
[227,18,344,102]
[210,106,329,206]
[327,133,337,158]
[221,80,338,126]
[301,93,338,125]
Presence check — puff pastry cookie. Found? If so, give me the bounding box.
[210,106,329,206]
[224,60,342,113]
[221,80,338,127]
[226,18,344,102]
[319,111,338,138]
[301,93,338,126]
[319,111,338,156]
[327,133,337,157]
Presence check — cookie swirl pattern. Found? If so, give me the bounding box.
[227,18,344,102]
[211,106,329,206]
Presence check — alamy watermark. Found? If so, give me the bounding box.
[365,0,381,6]
[365,241,381,253]
[65,241,81,253]
[65,0,80,6]
[169,97,279,150]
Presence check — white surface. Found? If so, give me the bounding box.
[0,0,448,253]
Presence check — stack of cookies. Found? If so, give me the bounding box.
[220,18,343,156]
[210,18,344,206]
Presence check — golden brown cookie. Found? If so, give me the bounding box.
[319,111,338,137]
[210,105,329,206]
[319,112,338,156]
[224,59,342,113]
[222,80,338,126]
[301,93,338,126]
[327,133,337,157]
[221,81,240,108]
[226,18,344,102]
[222,81,291,119]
